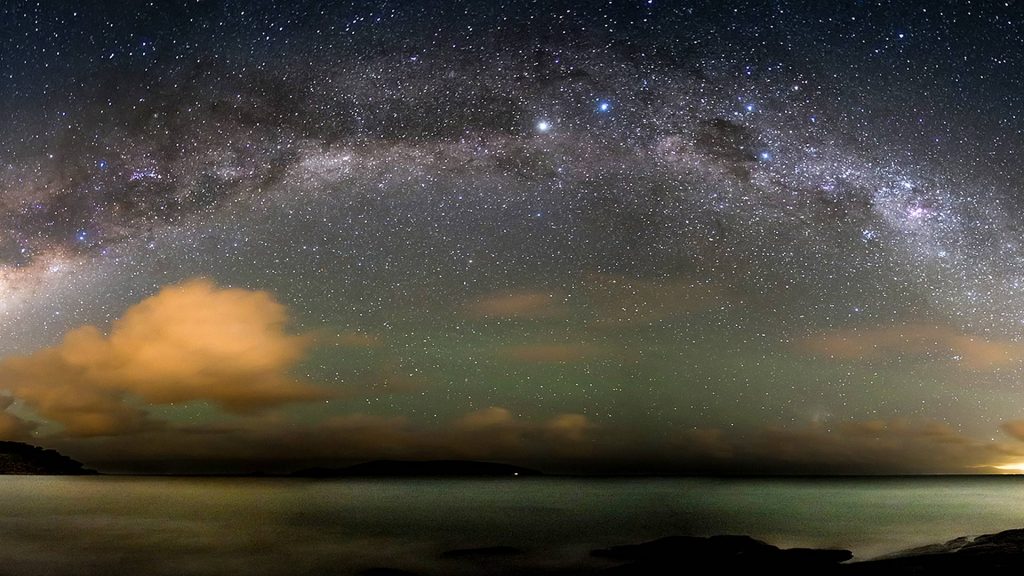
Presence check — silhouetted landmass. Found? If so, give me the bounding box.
[587,532,1024,574]
[359,529,1024,575]
[362,536,851,575]
[0,441,96,475]
[847,528,1024,573]
[292,460,541,478]
[591,535,852,575]
[493,530,1024,574]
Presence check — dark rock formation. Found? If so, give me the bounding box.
[337,530,1024,575]
[848,528,1024,574]
[0,441,96,475]
[592,535,852,575]
[292,460,541,478]
[327,531,1024,575]
[586,530,1024,575]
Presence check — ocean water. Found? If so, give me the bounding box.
[2,476,1024,575]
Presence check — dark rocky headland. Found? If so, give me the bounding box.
[0,441,95,475]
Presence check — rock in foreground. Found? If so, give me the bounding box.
[0,441,95,475]
[351,530,1024,576]
[849,528,1024,573]
[592,535,852,575]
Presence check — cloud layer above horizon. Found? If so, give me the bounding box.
[0,279,1021,474]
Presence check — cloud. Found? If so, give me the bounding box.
[669,419,1024,474]
[0,395,36,440]
[675,428,734,460]
[798,324,1024,370]
[466,290,567,320]
[1000,421,1024,442]
[440,407,596,457]
[454,406,517,428]
[0,279,327,436]
[544,413,593,443]
[26,395,1021,475]
[51,409,1019,476]
[51,407,597,473]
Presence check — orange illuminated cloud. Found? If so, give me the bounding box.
[466,290,566,319]
[1000,421,1024,442]
[49,407,597,471]
[46,410,1018,475]
[0,279,327,436]
[799,324,1024,370]
[671,418,1024,474]
[444,407,596,457]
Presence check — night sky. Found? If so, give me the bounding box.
[3,0,1024,474]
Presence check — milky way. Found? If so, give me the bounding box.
[3,1,1024,472]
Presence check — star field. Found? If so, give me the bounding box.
[2,0,1024,473]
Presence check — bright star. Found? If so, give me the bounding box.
[536,120,551,132]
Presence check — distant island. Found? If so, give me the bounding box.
[292,460,542,478]
[0,441,96,475]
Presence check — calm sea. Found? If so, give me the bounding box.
[2,476,1023,575]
